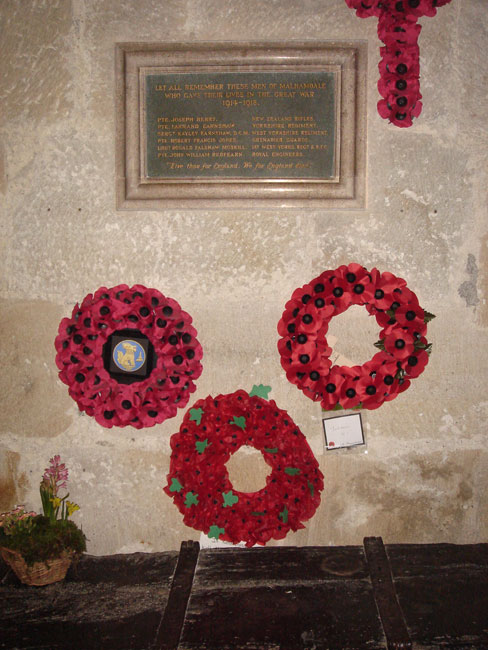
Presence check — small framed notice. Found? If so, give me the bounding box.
[322,413,365,451]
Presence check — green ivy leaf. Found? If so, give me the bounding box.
[264,447,278,454]
[222,490,239,508]
[184,492,199,508]
[331,403,344,411]
[232,415,246,430]
[395,368,406,380]
[208,525,225,540]
[374,340,385,351]
[279,506,289,523]
[249,384,272,399]
[169,478,183,493]
[307,480,315,497]
[189,408,204,426]
[195,438,210,454]
[423,311,436,323]
[285,467,300,476]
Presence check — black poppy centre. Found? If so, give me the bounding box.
[103,329,156,384]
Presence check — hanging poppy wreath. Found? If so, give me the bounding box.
[164,385,324,547]
[277,263,434,411]
[55,284,203,428]
[345,0,453,127]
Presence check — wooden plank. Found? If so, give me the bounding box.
[178,546,385,650]
[0,552,179,650]
[179,582,386,650]
[195,545,370,585]
[386,543,488,648]
[364,537,412,650]
[155,540,200,650]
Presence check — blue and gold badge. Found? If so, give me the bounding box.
[113,339,146,373]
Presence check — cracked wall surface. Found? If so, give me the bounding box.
[0,0,487,554]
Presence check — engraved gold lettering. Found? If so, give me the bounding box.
[148,73,333,177]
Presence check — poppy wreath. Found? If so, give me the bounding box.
[277,263,434,411]
[55,284,203,428]
[164,386,324,547]
[345,0,452,127]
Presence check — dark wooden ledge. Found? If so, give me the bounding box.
[1,539,487,649]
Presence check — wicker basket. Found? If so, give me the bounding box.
[0,546,73,586]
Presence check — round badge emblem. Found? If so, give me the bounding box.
[113,339,146,373]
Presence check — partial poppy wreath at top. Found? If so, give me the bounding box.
[55,284,203,428]
[345,0,453,127]
[165,386,324,547]
[277,263,434,411]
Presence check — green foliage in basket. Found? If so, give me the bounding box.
[0,456,86,566]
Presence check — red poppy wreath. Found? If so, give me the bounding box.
[345,0,453,127]
[55,284,203,428]
[277,263,434,411]
[164,386,324,547]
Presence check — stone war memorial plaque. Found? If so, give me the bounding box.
[144,71,337,181]
[116,42,367,209]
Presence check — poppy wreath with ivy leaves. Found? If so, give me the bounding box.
[164,386,324,547]
[345,0,452,127]
[277,263,434,411]
[55,284,203,428]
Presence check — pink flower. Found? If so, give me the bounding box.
[43,455,69,493]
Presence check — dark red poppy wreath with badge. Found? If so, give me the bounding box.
[278,263,434,411]
[55,284,203,428]
[164,386,323,547]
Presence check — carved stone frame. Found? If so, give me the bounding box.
[115,41,367,210]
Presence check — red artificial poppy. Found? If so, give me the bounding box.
[401,0,439,18]
[338,375,362,410]
[384,329,415,360]
[378,16,421,48]
[378,73,420,102]
[403,349,430,378]
[394,304,427,334]
[355,372,386,408]
[318,371,346,410]
[324,277,353,314]
[345,0,384,18]
[384,376,411,401]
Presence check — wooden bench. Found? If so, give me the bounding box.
[1,537,487,649]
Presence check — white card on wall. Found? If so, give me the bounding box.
[199,533,247,549]
[322,413,365,450]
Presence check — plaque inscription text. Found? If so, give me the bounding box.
[144,71,337,180]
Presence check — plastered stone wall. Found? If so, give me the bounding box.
[0,0,486,554]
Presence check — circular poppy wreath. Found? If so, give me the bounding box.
[164,386,324,547]
[277,263,434,411]
[55,284,203,428]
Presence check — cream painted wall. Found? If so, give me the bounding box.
[1,0,487,555]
